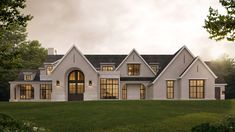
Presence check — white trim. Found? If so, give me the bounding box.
[199,57,217,78]
[215,83,227,86]
[51,45,97,73]
[115,48,156,75]
[165,79,177,81]
[179,57,199,78]
[179,57,217,79]
[152,45,195,84]
[187,78,208,79]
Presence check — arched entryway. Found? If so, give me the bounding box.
[68,70,85,101]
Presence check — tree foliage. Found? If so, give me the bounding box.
[209,55,235,99]
[0,0,47,101]
[204,0,235,41]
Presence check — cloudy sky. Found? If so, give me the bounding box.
[25,0,235,60]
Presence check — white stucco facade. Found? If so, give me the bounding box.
[9,45,226,102]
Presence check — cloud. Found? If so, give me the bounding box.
[25,0,235,60]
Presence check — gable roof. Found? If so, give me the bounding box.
[141,55,174,75]
[179,57,217,78]
[52,45,98,73]
[152,45,195,83]
[114,49,156,75]
[44,55,64,63]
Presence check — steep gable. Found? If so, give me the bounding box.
[179,57,217,79]
[116,49,155,77]
[52,45,97,73]
[152,46,195,83]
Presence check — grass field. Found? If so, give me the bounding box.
[0,100,235,132]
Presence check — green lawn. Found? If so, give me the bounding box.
[0,100,235,132]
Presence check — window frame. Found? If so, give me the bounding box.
[127,64,140,76]
[40,84,52,99]
[189,79,205,99]
[20,84,34,100]
[100,78,119,99]
[46,65,53,75]
[24,74,32,81]
[122,85,127,100]
[149,64,159,73]
[101,65,114,71]
[166,80,174,99]
[140,84,145,99]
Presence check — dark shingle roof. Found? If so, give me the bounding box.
[141,55,175,76]
[84,55,127,69]
[43,54,175,73]
[44,55,64,63]
[179,57,197,77]
[205,61,226,84]
[120,77,155,81]
[18,70,40,81]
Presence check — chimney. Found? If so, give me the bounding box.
[48,48,57,55]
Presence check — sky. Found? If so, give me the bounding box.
[25,0,235,61]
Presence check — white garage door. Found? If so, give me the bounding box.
[127,84,140,100]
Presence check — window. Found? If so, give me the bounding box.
[100,78,119,99]
[140,84,145,99]
[150,64,159,73]
[40,84,52,99]
[101,66,114,71]
[189,80,204,99]
[166,80,174,99]
[24,75,32,81]
[127,64,140,76]
[20,84,34,99]
[46,65,53,75]
[68,70,85,94]
[122,85,127,100]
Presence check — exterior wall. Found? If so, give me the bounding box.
[153,48,194,99]
[120,81,149,100]
[51,47,98,101]
[215,84,226,100]
[9,82,52,102]
[180,60,215,99]
[147,85,153,99]
[126,84,140,99]
[118,51,155,77]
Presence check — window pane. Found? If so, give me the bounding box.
[166,80,174,99]
[189,80,204,99]
[128,64,140,76]
[69,83,76,94]
[100,78,119,99]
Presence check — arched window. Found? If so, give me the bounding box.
[68,70,85,101]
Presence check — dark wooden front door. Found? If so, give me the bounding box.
[68,70,85,101]
[215,87,221,100]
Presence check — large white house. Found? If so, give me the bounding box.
[9,45,226,101]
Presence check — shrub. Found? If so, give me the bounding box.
[192,116,235,132]
[0,113,49,132]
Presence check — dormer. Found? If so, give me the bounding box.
[100,63,115,71]
[46,65,53,75]
[149,63,160,74]
[22,71,36,81]
[24,74,32,81]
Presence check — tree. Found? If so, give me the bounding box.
[0,0,47,101]
[204,0,235,41]
[209,55,235,99]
